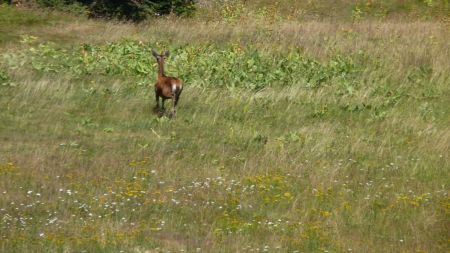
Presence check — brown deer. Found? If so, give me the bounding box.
[152,49,183,116]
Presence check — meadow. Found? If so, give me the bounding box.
[0,2,449,252]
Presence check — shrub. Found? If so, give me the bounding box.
[33,0,196,20]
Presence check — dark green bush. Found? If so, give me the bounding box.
[33,0,196,20]
[35,0,88,15]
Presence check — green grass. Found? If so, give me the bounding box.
[1,4,449,253]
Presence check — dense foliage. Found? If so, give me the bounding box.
[35,0,196,20]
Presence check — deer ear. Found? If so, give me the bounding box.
[164,51,170,57]
[151,49,159,57]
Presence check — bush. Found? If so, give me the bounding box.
[33,0,196,20]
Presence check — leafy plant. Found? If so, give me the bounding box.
[221,0,246,22]
[4,40,361,91]
[0,69,14,87]
[352,5,363,22]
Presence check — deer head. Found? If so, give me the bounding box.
[152,49,170,63]
[152,49,171,77]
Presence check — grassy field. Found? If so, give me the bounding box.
[1,3,450,252]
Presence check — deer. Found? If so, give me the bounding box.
[151,49,183,116]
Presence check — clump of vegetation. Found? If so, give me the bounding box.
[33,0,196,20]
[6,40,360,90]
[0,69,10,85]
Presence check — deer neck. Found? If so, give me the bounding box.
[157,60,165,78]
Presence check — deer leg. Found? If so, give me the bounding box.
[161,98,165,111]
[174,90,182,107]
[155,93,160,109]
[172,96,177,116]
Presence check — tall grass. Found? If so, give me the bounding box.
[0,4,449,253]
[196,0,450,21]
